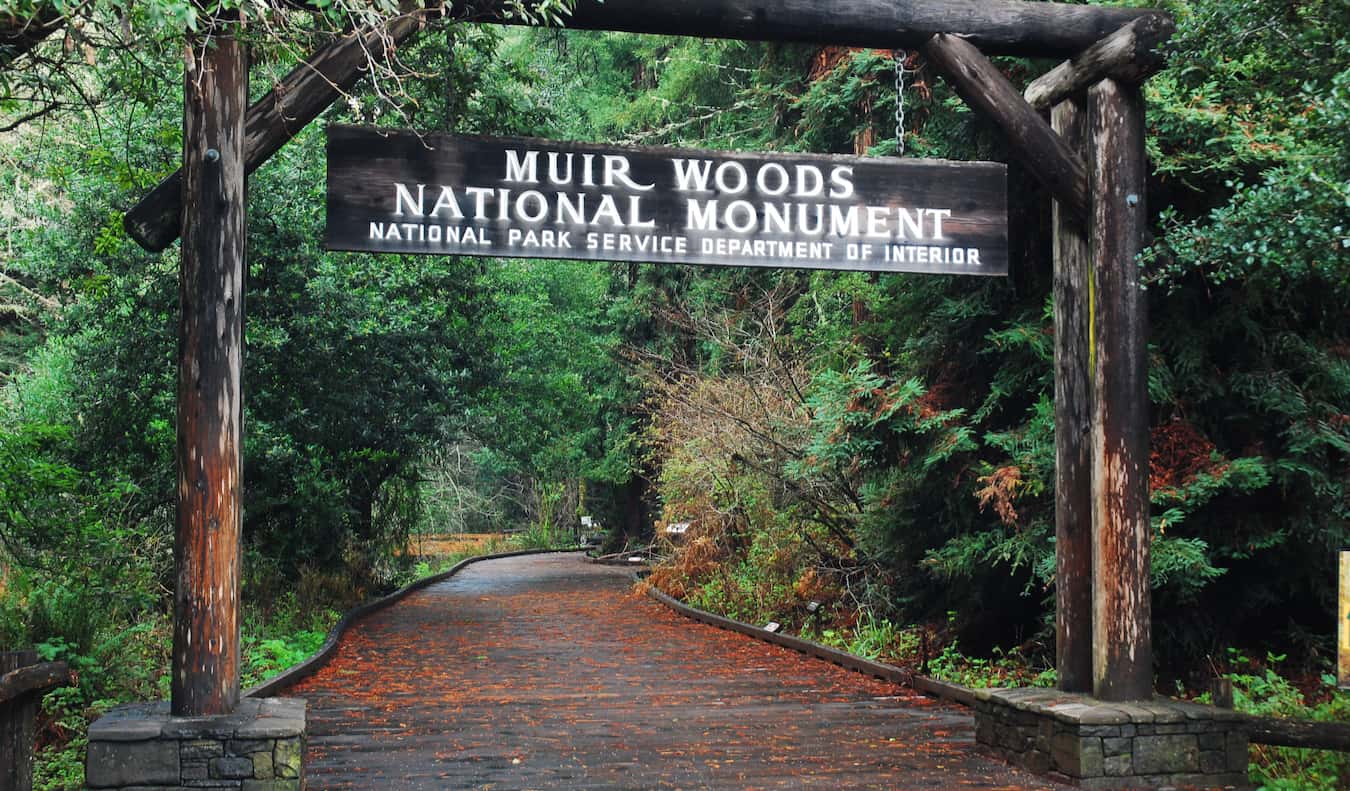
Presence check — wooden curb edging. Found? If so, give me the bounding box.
[641,583,979,708]
[246,547,584,697]
[643,584,1350,752]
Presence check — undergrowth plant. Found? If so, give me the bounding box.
[1213,650,1350,791]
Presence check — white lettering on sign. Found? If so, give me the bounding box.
[504,148,656,192]
[681,199,951,242]
[328,126,1008,275]
[399,157,949,242]
[669,158,855,199]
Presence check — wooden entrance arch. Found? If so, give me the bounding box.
[122,0,1174,716]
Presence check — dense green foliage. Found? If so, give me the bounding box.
[585,0,1348,673]
[0,1,1346,788]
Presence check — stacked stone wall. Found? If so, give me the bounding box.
[974,688,1249,790]
[86,698,305,791]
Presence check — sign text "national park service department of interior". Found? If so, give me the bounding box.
[326,125,1008,276]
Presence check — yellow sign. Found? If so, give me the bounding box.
[1341,550,1350,688]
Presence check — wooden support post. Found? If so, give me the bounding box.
[124,9,428,251]
[921,33,1090,220]
[1088,77,1152,702]
[1210,677,1234,709]
[1,651,39,791]
[1024,14,1175,112]
[173,19,247,717]
[1052,94,1093,694]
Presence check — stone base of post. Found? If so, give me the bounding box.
[85,698,305,790]
[974,688,1249,789]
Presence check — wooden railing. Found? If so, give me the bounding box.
[1,650,71,791]
[1248,715,1350,752]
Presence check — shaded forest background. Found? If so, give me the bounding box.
[0,0,1346,788]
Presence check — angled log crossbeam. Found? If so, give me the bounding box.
[124,9,430,251]
[1026,14,1176,112]
[921,33,1091,220]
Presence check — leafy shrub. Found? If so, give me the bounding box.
[1217,650,1350,791]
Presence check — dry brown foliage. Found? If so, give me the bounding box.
[975,465,1023,527]
[1150,419,1224,496]
[638,281,868,610]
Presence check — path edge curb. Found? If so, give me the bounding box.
[246,547,584,697]
[642,581,979,708]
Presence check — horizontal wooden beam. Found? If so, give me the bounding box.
[125,0,1168,250]
[124,9,430,251]
[921,33,1090,219]
[461,0,1164,59]
[1249,714,1350,752]
[1025,14,1175,112]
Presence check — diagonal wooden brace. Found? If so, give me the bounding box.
[1025,14,1175,112]
[123,9,430,252]
[922,33,1091,221]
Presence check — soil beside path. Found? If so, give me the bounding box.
[284,552,1066,790]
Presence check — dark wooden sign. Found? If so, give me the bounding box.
[326,125,1008,276]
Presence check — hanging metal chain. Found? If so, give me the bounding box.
[893,49,908,156]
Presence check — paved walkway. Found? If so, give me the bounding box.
[284,552,1066,789]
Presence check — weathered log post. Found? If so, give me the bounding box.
[173,15,247,717]
[1051,94,1093,694]
[0,651,68,791]
[1088,77,1152,702]
[1,650,39,791]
